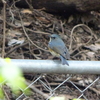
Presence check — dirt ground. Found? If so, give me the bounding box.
[0,1,100,100]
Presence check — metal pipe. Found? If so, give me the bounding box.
[2,59,100,74]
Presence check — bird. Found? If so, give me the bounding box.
[48,34,70,65]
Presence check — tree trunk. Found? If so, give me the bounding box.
[7,0,100,14]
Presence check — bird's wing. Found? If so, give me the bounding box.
[54,45,70,59]
[49,42,70,59]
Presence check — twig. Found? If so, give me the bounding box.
[29,43,42,59]
[18,12,49,52]
[2,0,6,3]
[26,28,50,35]
[6,21,50,34]
[25,0,33,10]
[69,24,97,52]
[5,43,28,57]
[42,76,52,91]
[60,20,64,35]
[26,81,49,99]
[73,81,100,95]
[35,80,100,96]
[2,86,10,100]
[2,0,6,58]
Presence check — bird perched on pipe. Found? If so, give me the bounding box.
[48,34,70,65]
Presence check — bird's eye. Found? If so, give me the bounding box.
[52,37,56,39]
[64,52,66,54]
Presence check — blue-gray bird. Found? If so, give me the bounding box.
[48,34,70,65]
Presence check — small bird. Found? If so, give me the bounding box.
[48,34,70,65]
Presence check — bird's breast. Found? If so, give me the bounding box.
[49,48,60,57]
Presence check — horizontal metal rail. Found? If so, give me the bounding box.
[1,59,100,74]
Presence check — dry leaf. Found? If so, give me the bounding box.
[81,14,96,24]
[36,16,50,24]
[7,30,23,37]
[21,9,32,14]
[15,20,32,27]
[8,38,25,46]
[86,52,95,58]
[23,22,32,26]
[68,15,74,23]
[85,43,100,52]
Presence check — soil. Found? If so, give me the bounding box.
[0,1,100,100]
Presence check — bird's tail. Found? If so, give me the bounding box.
[60,55,69,66]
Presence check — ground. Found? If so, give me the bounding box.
[0,1,100,100]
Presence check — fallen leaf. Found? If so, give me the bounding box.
[86,52,95,58]
[8,38,25,46]
[85,43,100,52]
[36,16,50,24]
[21,9,32,14]
[68,15,74,23]
[15,20,32,27]
[7,30,23,37]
